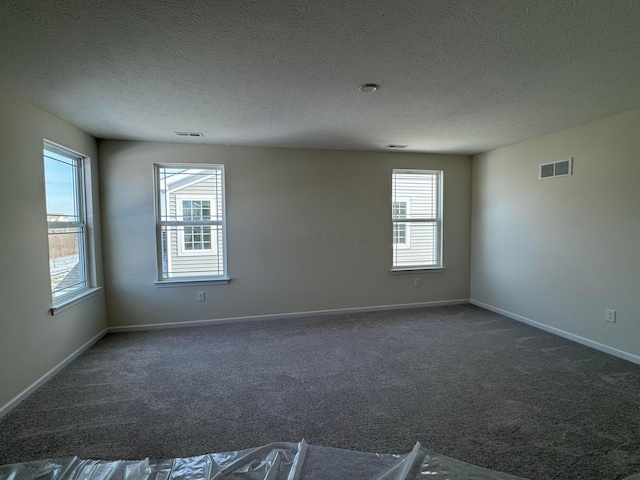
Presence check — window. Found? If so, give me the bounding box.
[177,197,216,254]
[393,223,406,245]
[392,200,410,247]
[44,143,89,302]
[155,165,227,282]
[392,169,442,270]
[184,224,211,251]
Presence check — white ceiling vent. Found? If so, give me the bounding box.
[175,131,204,137]
[539,158,572,179]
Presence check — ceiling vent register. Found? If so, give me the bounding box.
[539,158,572,179]
[175,132,204,137]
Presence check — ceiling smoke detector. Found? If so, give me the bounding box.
[386,144,408,149]
[358,84,379,93]
[175,131,204,137]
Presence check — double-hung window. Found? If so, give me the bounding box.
[44,142,90,302]
[155,165,228,282]
[392,169,443,270]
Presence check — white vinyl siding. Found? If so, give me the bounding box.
[44,142,90,302]
[156,165,227,281]
[392,169,442,270]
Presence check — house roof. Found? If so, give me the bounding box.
[0,0,638,155]
[161,169,217,193]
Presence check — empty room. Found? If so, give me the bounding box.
[0,1,638,479]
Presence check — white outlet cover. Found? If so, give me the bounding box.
[605,309,616,322]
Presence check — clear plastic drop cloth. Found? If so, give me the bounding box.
[0,439,534,480]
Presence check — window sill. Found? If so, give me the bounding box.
[391,267,445,274]
[154,278,231,287]
[50,287,102,315]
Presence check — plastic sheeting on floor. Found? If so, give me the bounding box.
[0,440,531,480]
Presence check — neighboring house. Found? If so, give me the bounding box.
[160,169,224,278]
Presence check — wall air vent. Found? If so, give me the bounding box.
[386,144,408,149]
[539,158,572,179]
[175,132,204,137]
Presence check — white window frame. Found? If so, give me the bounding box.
[176,194,217,256]
[392,198,411,249]
[154,164,229,285]
[391,169,443,271]
[44,141,99,311]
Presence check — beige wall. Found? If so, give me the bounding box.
[2,80,635,414]
[471,108,640,359]
[98,141,472,327]
[0,85,107,411]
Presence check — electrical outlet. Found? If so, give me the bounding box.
[197,291,205,302]
[605,309,616,323]
[414,278,420,287]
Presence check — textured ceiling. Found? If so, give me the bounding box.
[0,0,638,154]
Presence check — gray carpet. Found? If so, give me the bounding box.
[0,304,639,479]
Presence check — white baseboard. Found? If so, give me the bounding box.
[107,299,471,333]
[0,329,108,420]
[470,300,640,365]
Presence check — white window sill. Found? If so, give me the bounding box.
[391,267,445,274]
[154,278,231,287]
[50,287,102,315]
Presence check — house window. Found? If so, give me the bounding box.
[392,169,443,270]
[184,225,212,251]
[392,200,410,247]
[44,142,89,302]
[177,198,215,254]
[393,224,406,245]
[155,165,227,281]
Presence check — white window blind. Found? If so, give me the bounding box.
[392,169,442,270]
[155,165,227,281]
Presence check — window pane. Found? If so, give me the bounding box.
[393,172,437,220]
[393,222,437,267]
[159,168,221,222]
[48,227,87,299]
[161,225,224,278]
[44,154,80,222]
[161,231,168,276]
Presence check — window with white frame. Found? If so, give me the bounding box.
[44,142,90,302]
[155,165,227,281]
[392,200,410,248]
[176,197,216,255]
[392,169,442,270]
